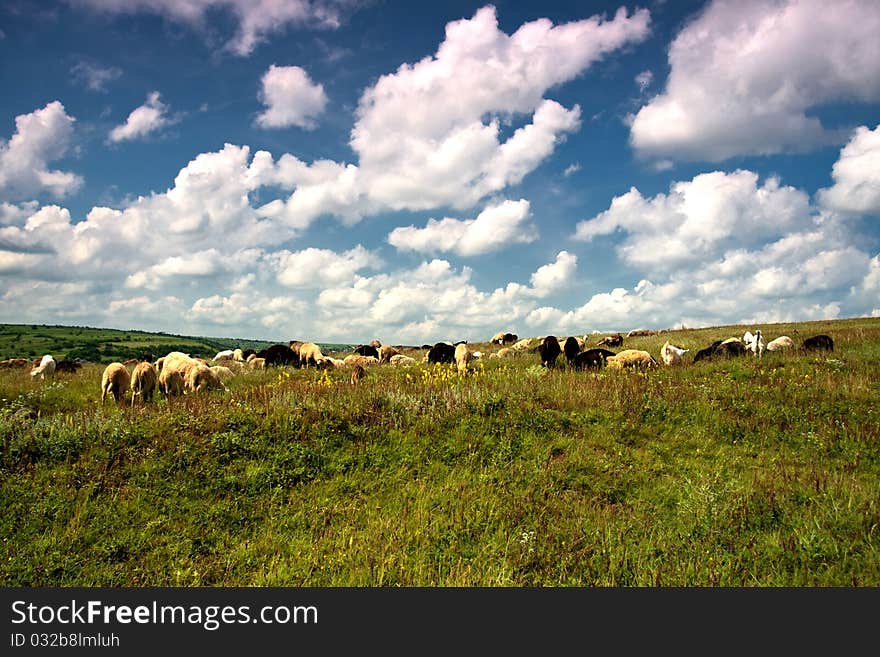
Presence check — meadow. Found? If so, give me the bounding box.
[1,317,878,586]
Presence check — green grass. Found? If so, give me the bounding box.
[1,317,878,585]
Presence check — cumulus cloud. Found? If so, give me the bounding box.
[273,245,381,288]
[255,65,328,129]
[524,167,879,335]
[629,0,880,162]
[109,91,173,142]
[258,4,649,229]
[387,199,536,256]
[818,124,880,215]
[0,101,83,200]
[70,60,122,92]
[574,170,812,273]
[67,0,345,56]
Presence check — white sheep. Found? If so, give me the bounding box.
[186,363,228,393]
[607,349,658,370]
[660,341,689,366]
[766,335,795,352]
[455,343,482,374]
[389,354,416,366]
[214,349,235,361]
[30,354,56,381]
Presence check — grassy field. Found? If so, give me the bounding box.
[1,317,878,586]
[0,323,351,363]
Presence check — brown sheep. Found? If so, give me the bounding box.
[101,362,131,404]
[350,364,367,384]
[130,361,158,406]
[343,354,379,368]
[298,342,328,368]
[378,344,400,363]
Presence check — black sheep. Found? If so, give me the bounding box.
[572,348,616,370]
[354,344,380,359]
[426,342,456,364]
[262,344,299,367]
[801,334,834,352]
[563,336,581,364]
[537,335,562,368]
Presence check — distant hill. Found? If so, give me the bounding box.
[0,324,353,363]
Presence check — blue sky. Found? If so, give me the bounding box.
[1,0,878,344]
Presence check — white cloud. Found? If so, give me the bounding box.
[70,60,122,92]
[563,163,581,177]
[68,0,344,56]
[634,69,652,93]
[259,5,649,229]
[387,199,536,256]
[0,101,83,200]
[575,170,811,273]
[273,245,381,288]
[255,65,328,129]
[109,91,172,142]
[818,124,880,215]
[530,251,577,297]
[629,0,880,162]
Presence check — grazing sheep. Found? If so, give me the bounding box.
[596,333,623,348]
[693,339,746,362]
[378,344,400,364]
[130,361,158,407]
[242,348,257,361]
[214,349,235,361]
[298,342,327,368]
[489,347,513,359]
[101,362,131,404]
[263,344,299,367]
[426,342,456,365]
[563,336,581,365]
[751,330,766,357]
[0,358,31,369]
[766,336,795,352]
[510,337,536,352]
[537,335,562,368]
[455,343,480,374]
[389,354,416,366]
[248,357,266,370]
[186,363,228,393]
[802,334,834,352]
[158,368,185,398]
[343,354,379,368]
[353,344,380,359]
[626,328,656,338]
[209,365,235,382]
[30,354,57,381]
[660,341,689,366]
[490,332,518,345]
[606,349,658,370]
[369,339,382,348]
[350,364,367,384]
[572,348,616,370]
[54,359,82,374]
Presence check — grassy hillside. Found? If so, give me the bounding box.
[0,323,352,363]
[1,317,878,585]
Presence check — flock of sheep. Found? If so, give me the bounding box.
[5,327,836,406]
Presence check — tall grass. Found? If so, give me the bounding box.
[1,318,878,585]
